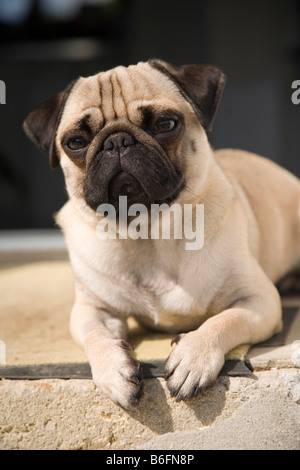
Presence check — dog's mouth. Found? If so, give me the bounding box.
[106,171,185,212]
[108,171,149,207]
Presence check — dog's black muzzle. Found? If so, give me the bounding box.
[83,123,184,212]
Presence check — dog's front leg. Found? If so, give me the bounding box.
[165,275,282,402]
[70,290,142,409]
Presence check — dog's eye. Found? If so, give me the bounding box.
[67,138,88,151]
[152,119,177,134]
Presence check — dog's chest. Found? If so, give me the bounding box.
[128,272,208,331]
[101,240,216,331]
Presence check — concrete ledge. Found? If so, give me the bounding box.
[1,369,299,450]
[0,229,67,264]
[0,246,299,450]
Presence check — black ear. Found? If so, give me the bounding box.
[23,80,76,169]
[148,60,226,131]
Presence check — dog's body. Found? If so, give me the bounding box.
[24,61,300,408]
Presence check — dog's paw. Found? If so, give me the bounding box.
[164,331,225,401]
[85,334,143,409]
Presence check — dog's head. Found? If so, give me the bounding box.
[23,60,225,213]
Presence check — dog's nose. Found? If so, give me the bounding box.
[103,132,135,153]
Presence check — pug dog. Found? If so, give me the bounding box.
[23,60,300,409]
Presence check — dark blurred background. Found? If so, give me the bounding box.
[0,0,299,229]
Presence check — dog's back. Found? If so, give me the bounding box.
[214,148,300,283]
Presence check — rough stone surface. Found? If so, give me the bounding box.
[1,369,299,450]
[137,392,299,450]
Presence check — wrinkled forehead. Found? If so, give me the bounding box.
[58,62,187,135]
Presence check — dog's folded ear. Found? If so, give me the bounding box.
[148,60,226,131]
[23,80,76,169]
